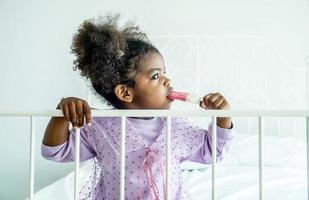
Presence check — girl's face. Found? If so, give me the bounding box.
[129,52,173,109]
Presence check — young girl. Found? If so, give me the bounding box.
[42,15,235,200]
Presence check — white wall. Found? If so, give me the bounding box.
[0,0,308,199]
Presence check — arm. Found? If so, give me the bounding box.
[42,116,69,146]
[41,125,97,162]
[41,97,96,162]
[43,97,92,146]
[182,92,234,163]
[182,122,235,164]
[200,92,232,129]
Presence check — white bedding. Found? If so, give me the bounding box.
[30,134,308,200]
[182,165,307,200]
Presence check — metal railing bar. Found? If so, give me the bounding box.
[212,116,217,200]
[1,109,309,117]
[29,116,35,200]
[120,117,126,200]
[74,128,80,200]
[166,116,171,200]
[259,117,264,200]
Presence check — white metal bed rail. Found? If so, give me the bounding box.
[1,109,308,200]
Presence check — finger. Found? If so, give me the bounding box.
[208,93,221,104]
[68,102,78,128]
[76,100,84,128]
[218,101,230,110]
[62,104,70,122]
[203,93,221,107]
[213,96,225,108]
[83,101,92,126]
[202,93,214,107]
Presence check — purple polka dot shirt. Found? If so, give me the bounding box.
[41,117,235,199]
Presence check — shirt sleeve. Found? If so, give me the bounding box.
[181,120,235,164]
[41,124,97,163]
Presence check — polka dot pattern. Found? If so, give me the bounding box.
[43,116,235,199]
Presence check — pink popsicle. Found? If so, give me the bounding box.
[167,91,202,104]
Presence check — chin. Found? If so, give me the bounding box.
[156,99,172,109]
[163,102,172,109]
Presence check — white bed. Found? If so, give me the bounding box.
[30,134,308,200]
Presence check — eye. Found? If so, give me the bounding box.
[151,73,160,80]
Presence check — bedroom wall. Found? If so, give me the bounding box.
[0,0,308,199]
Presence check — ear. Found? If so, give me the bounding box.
[114,84,134,103]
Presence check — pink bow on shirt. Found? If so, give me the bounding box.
[137,147,166,200]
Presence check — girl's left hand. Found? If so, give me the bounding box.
[200,92,232,129]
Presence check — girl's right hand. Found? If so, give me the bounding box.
[57,97,92,128]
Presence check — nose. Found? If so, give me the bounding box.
[163,76,171,87]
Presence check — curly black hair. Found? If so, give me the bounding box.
[71,14,160,108]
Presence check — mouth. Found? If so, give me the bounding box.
[167,88,174,101]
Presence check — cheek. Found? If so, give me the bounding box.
[135,80,166,99]
[149,84,165,96]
